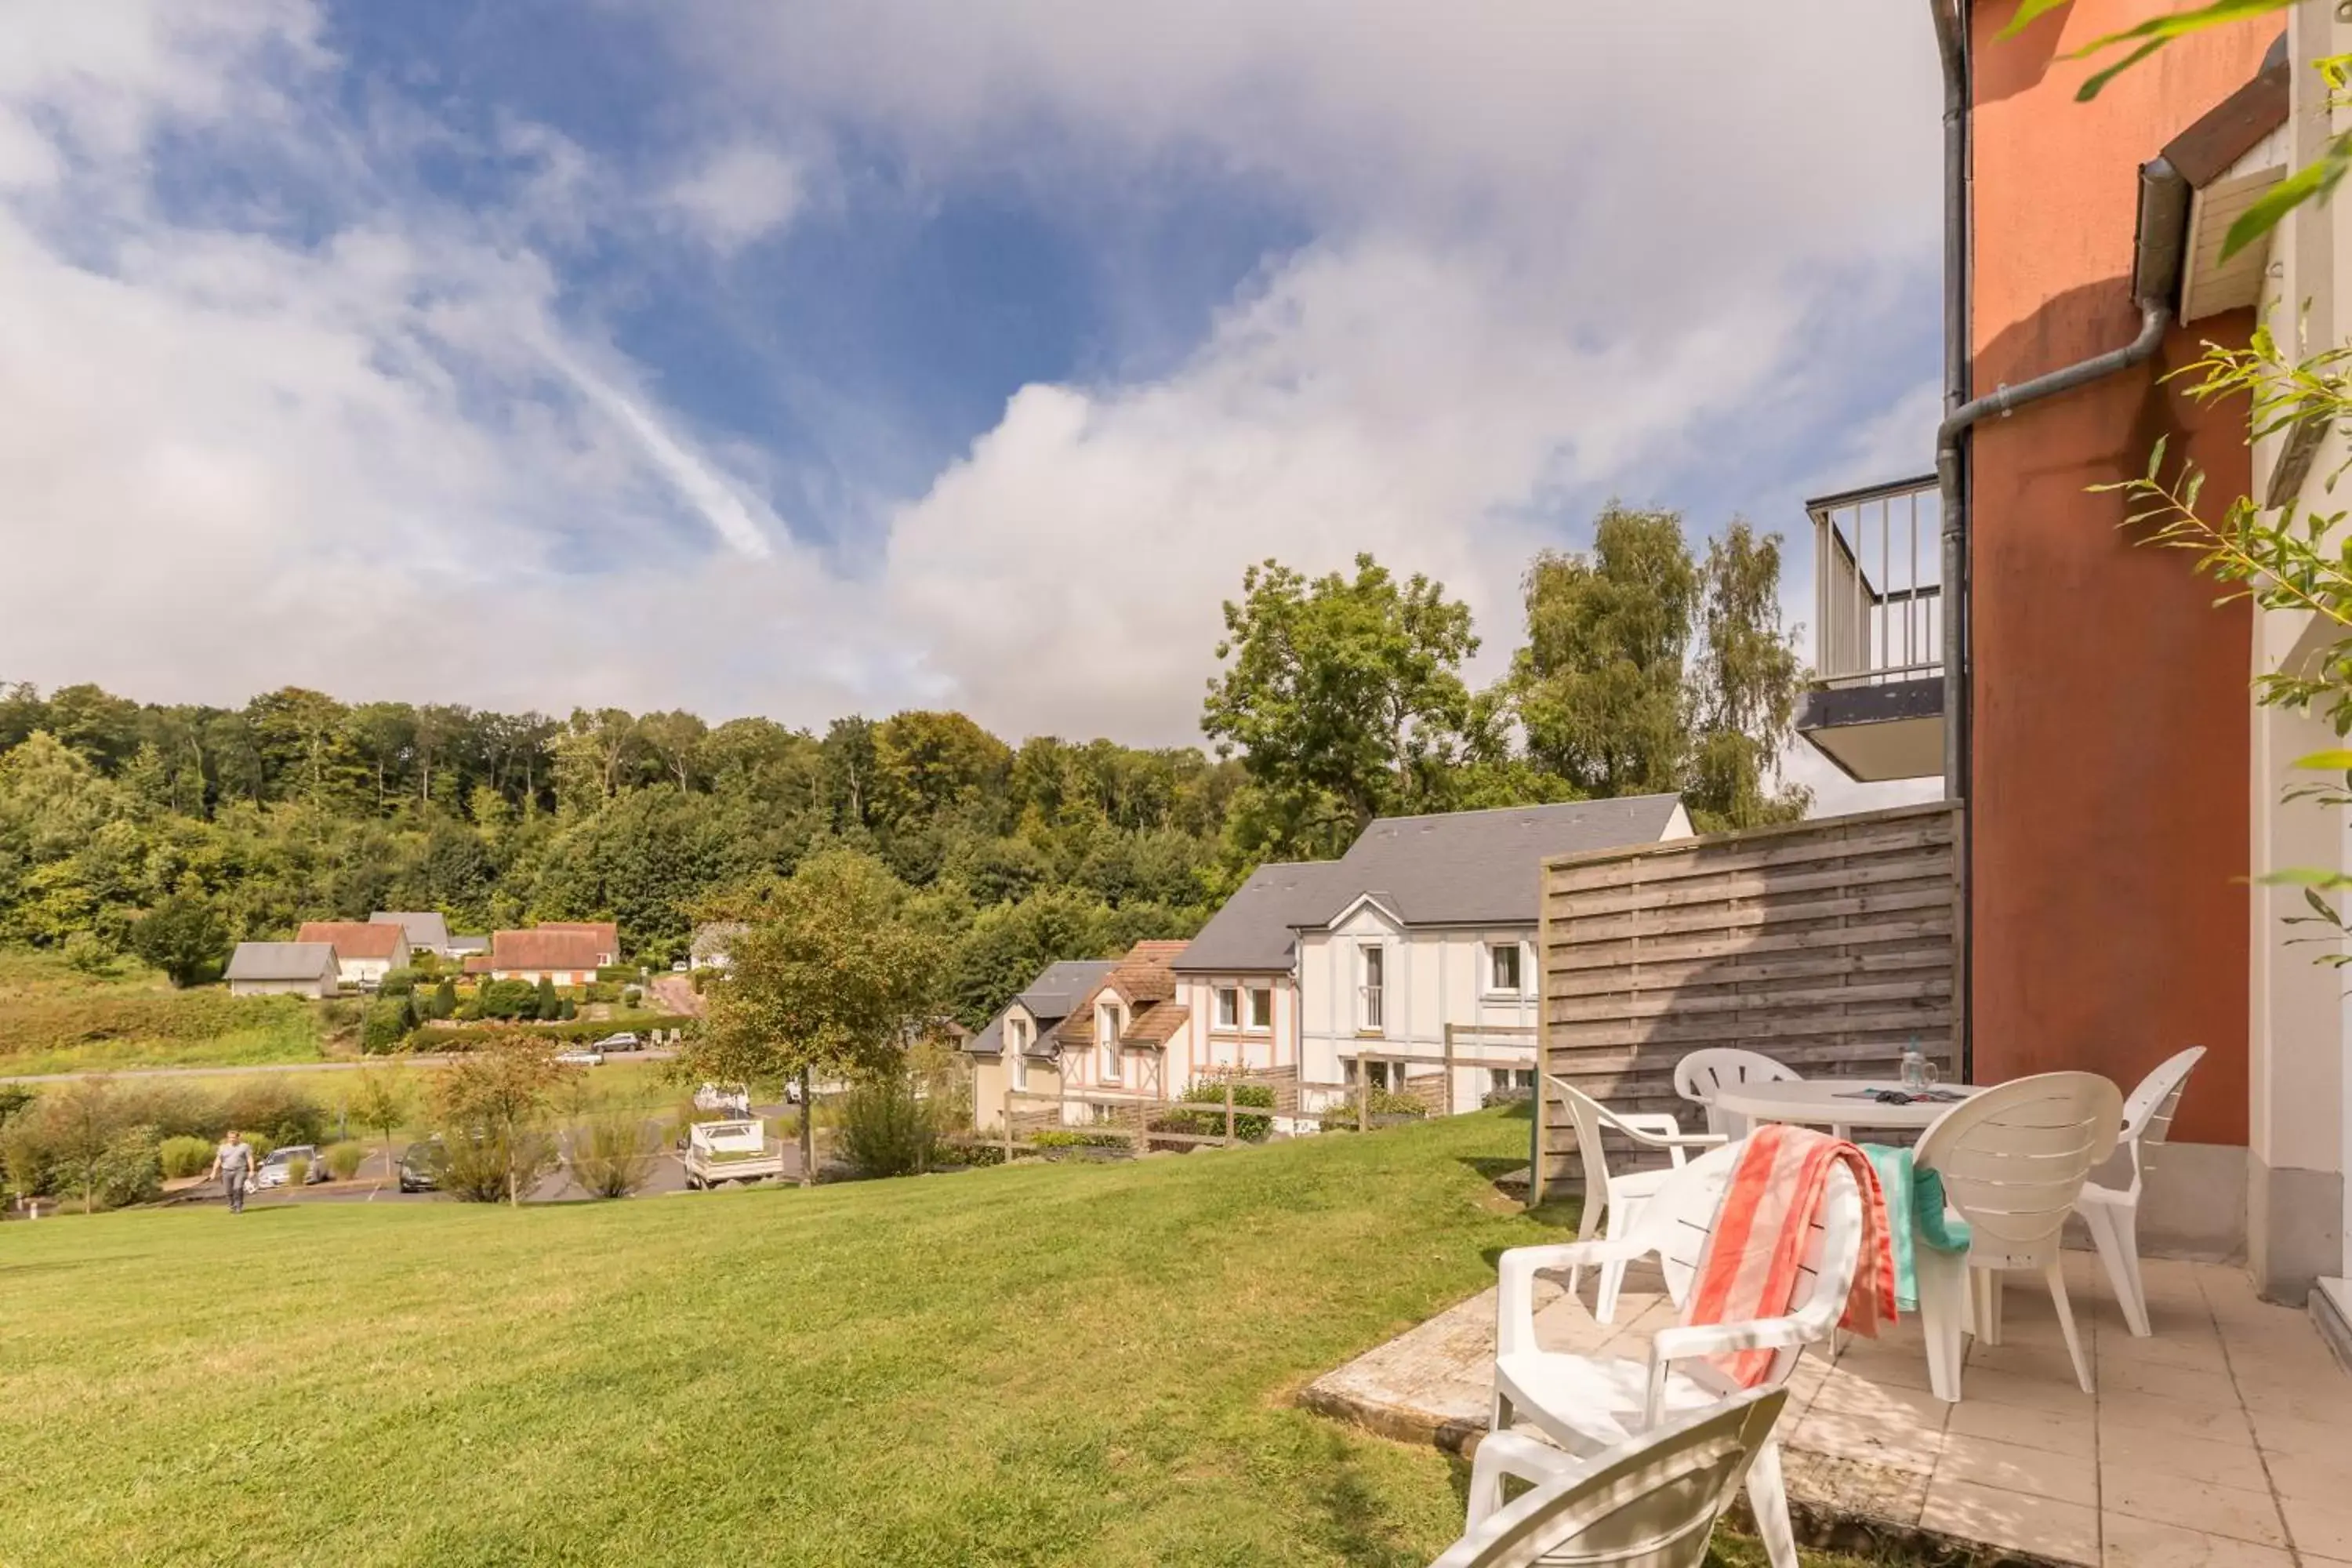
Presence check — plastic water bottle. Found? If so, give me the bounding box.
[1900,1039,1929,1094]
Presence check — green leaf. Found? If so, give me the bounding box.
[2220,147,2350,260]
[1999,0,2073,38]
[2256,866,2352,887]
[2291,749,2352,771]
[2076,38,2168,101]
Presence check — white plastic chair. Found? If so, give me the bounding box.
[1551,1077,1727,1323]
[1492,1139,1864,1568]
[1670,1048,1843,1140]
[1914,1072,2123,1401]
[1439,1386,1791,1568]
[2076,1047,2204,1338]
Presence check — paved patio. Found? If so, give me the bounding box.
[1300,1251,2352,1565]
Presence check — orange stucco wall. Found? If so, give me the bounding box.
[1967,0,2260,1145]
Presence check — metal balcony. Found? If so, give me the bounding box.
[1796,474,1946,782]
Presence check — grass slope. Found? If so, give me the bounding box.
[0,1112,1835,1566]
[0,948,328,1074]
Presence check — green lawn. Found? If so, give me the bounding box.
[0,946,331,1074]
[0,1112,1851,1566]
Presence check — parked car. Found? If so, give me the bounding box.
[555,1046,604,1067]
[253,1144,325,1190]
[592,1032,641,1052]
[681,1119,786,1189]
[397,1137,443,1194]
[671,959,689,972]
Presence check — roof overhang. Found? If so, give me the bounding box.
[2170,34,2291,325]
[1319,891,1405,931]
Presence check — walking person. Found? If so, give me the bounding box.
[207,1130,256,1214]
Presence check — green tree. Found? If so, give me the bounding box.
[874,711,1014,826]
[1512,506,1698,799]
[429,978,458,1020]
[350,1069,416,1189]
[128,894,227,989]
[685,848,946,1185]
[1202,554,1483,857]
[637,710,709,793]
[430,1033,573,1206]
[534,975,560,1021]
[1685,522,1809,829]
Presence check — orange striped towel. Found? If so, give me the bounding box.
[1680,1123,1898,1388]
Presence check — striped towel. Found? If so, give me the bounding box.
[1680,1123,1900,1388]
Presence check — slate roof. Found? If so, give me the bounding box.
[371,911,452,952]
[965,958,1118,1056]
[447,933,489,955]
[490,929,605,971]
[295,921,407,961]
[1169,861,1352,974]
[226,942,339,982]
[1170,796,1684,973]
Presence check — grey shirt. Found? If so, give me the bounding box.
[216,1142,253,1177]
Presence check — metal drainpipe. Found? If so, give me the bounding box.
[1927,0,2187,1080]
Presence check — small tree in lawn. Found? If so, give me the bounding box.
[350,1069,416,1190]
[685,848,944,1187]
[429,978,457,1020]
[45,1076,125,1214]
[430,1032,575,1206]
[128,894,228,989]
[534,975,559,1021]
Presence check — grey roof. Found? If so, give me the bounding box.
[446,933,490,954]
[1169,861,1353,974]
[372,911,452,951]
[1171,796,1685,971]
[225,942,339,982]
[1330,796,1683,926]
[966,958,1118,1056]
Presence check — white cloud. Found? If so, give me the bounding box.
[662,142,805,253]
[0,0,1951,792]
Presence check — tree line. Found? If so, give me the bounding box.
[0,505,1807,1028]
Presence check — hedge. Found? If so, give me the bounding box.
[0,993,310,1058]
[404,1015,699,1052]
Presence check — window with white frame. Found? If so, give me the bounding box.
[1488,940,1523,995]
[1357,944,1386,1033]
[1097,1000,1123,1082]
[1247,986,1272,1030]
[1012,1047,1029,1092]
[1214,986,1239,1029]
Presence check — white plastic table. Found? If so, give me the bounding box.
[1709,1078,1986,1139]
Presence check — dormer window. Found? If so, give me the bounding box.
[1097,999,1124,1082]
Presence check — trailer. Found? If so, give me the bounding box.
[681,1118,785,1189]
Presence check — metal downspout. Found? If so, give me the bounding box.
[1929,0,1972,1079]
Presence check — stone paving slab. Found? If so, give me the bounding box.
[1300,1254,2352,1566]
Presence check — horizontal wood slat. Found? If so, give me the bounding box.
[1536,803,1962,1194]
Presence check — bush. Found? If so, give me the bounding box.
[159,1134,216,1179]
[557,997,577,1021]
[1367,1087,1428,1120]
[323,1142,365,1181]
[1028,1129,1131,1150]
[90,1126,162,1208]
[377,968,418,998]
[937,1136,1005,1167]
[434,1127,559,1203]
[63,931,117,977]
[474,979,539,1020]
[361,997,414,1054]
[568,1112,659,1199]
[426,979,458,1020]
[583,982,619,1004]
[216,1080,325,1148]
[1158,1080,1276,1144]
[594,966,636,984]
[283,1153,311,1187]
[621,985,643,1007]
[836,1069,944,1178]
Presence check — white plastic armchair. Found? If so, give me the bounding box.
[2076,1046,2203,1338]
[1552,1076,1727,1323]
[1491,1139,1863,1568]
[1436,1387,1791,1568]
[1914,1071,2122,1401]
[1671,1048,1808,1139]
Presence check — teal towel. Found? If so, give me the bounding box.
[1861,1144,1972,1313]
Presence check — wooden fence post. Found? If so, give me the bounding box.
[1356,1066,1369,1134]
[1443,1025,1457,1118]
[1225,1083,1236,1149]
[1002,1084,1014,1164]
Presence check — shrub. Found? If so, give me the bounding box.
[1367,1087,1428,1120]
[283,1153,311,1187]
[90,1126,162,1209]
[938,1136,1005,1167]
[583,982,619,1004]
[621,985,643,1007]
[1028,1129,1131,1150]
[112,1081,220,1140]
[361,997,414,1054]
[1159,1080,1276,1144]
[323,1142,365,1181]
[557,997,577,1021]
[426,978,458,1020]
[159,1134,216,1179]
[594,966,635,984]
[63,931,117,977]
[434,1127,559,1203]
[568,1112,659,1199]
[127,894,227,988]
[836,1068,944,1178]
[216,1081,325,1148]
[411,951,441,977]
[377,968,418,998]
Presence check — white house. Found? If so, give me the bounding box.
[293,921,411,991]
[1171,796,1693,1109]
[963,957,1120,1131]
[225,942,341,999]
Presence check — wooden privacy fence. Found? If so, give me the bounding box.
[1534,802,1962,1200]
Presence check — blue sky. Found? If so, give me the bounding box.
[0,0,1945,810]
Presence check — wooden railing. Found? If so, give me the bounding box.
[1534,803,1962,1200]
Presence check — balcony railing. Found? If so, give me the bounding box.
[1810,474,1942,688]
